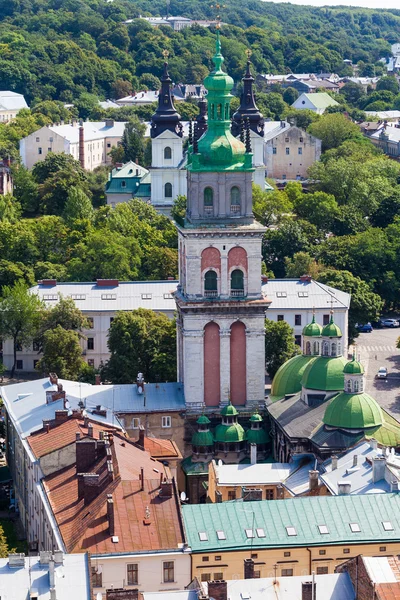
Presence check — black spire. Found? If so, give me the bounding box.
[195,96,208,137]
[193,122,199,154]
[245,118,252,153]
[232,57,264,138]
[150,57,182,139]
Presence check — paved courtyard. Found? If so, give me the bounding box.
[350,327,400,419]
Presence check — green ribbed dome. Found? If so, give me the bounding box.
[221,402,238,417]
[270,354,315,401]
[322,315,342,338]
[249,411,263,423]
[301,355,347,391]
[302,315,322,337]
[196,415,211,425]
[343,357,364,375]
[215,423,245,443]
[192,430,214,447]
[246,428,270,444]
[324,392,383,429]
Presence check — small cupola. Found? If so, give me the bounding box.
[321,313,342,357]
[232,54,264,138]
[302,314,322,356]
[343,354,365,394]
[150,55,182,139]
[246,410,269,451]
[214,401,246,459]
[192,414,214,459]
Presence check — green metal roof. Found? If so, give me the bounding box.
[302,315,322,337]
[301,355,347,391]
[197,415,211,425]
[221,402,238,417]
[322,316,342,338]
[181,456,210,476]
[192,430,214,446]
[301,93,339,109]
[323,392,383,429]
[270,354,315,401]
[214,423,245,443]
[249,411,263,423]
[246,428,270,444]
[343,358,364,375]
[182,493,400,552]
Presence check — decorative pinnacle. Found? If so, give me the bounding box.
[211,3,226,28]
[245,48,252,59]
[188,119,193,145]
[162,49,169,59]
[245,117,251,153]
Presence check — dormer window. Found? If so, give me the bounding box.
[204,187,214,215]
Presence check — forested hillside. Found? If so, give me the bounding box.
[1,0,400,105]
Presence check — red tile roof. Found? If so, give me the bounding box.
[28,416,118,458]
[143,437,181,459]
[43,434,185,554]
[376,583,400,599]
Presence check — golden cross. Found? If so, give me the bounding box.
[246,49,252,59]
[210,3,226,28]
[162,49,169,59]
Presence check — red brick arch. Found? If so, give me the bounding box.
[201,247,221,273]
[230,320,246,406]
[228,246,248,272]
[204,321,220,407]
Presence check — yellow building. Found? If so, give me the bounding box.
[182,493,400,581]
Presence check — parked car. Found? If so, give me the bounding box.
[377,367,388,379]
[380,319,399,328]
[357,323,373,333]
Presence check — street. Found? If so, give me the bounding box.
[351,327,400,419]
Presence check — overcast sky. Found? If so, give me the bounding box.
[264,0,399,8]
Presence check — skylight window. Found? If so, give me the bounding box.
[298,291,308,297]
[256,528,266,538]
[245,529,255,539]
[350,523,361,533]
[286,527,297,536]
[318,525,329,535]
[382,521,394,531]
[198,532,208,541]
[276,292,287,298]
[101,293,117,300]
[70,294,86,300]
[216,531,226,540]
[163,293,173,299]
[141,294,152,300]
[43,294,58,301]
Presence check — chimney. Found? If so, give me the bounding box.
[261,275,268,284]
[55,410,69,423]
[83,415,89,428]
[160,481,173,498]
[244,558,255,579]
[43,420,51,433]
[49,373,58,385]
[87,423,94,438]
[79,473,100,505]
[300,274,312,282]
[8,554,26,568]
[137,426,145,450]
[331,455,338,471]
[49,558,55,590]
[105,119,114,128]
[96,279,119,287]
[337,481,351,495]
[76,439,97,473]
[309,470,319,491]
[370,439,378,450]
[76,432,80,442]
[107,494,115,536]
[140,467,144,491]
[95,374,101,385]
[40,279,57,287]
[391,480,400,493]
[207,581,227,600]
[136,372,144,395]
[372,456,386,483]
[79,122,85,169]
[353,454,358,467]
[250,443,257,465]
[302,581,316,600]
[53,550,63,564]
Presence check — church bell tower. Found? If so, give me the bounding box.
[175,33,270,412]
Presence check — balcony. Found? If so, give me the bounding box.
[230,204,241,215]
[204,290,218,298]
[204,206,214,216]
[231,289,245,298]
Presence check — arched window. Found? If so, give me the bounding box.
[313,341,319,355]
[338,343,342,356]
[360,379,364,392]
[354,380,359,392]
[230,186,241,214]
[346,379,352,393]
[230,269,244,296]
[204,270,217,296]
[164,182,172,198]
[164,146,172,159]
[217,104,222,119]
[322,341,329,356]
[305,341,311,355]
[331,342,337,357]
[204,187,213,215]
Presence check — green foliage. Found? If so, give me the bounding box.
[103,308,177,383]
[376,76,399,95]
[265,318,301,378]
[252,184,292,227]
[308,113,363,151]
[36,325,87,379]
[117,116,146,164]
[284,252,323,279]
[292,191,339,233]
[0,194,21,223]
[171,195,187,224]
[63,187,94,226]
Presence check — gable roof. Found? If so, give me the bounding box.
[0,91,28,111]
[46,121,126,144]
[183,493,400,553]
[143,437,181,459]
[262,278,350,310]
[294,93,339,109]
[43,434,185,554]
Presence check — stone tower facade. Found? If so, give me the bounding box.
[175,33,269,412]
[150,60,186,210]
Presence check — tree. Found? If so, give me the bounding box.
[317,269,383,340]
[120,116,146,164]
[308,113,362,151]
[36,325,87,379]
[40,295,88,338]
[171,195,186,224]
[139,73,161,91]
[283,108,320,130]
[285,251,323,279]
[265,319,300,378]
[103,309,176,384]
[0,282,43,377]
[282,87,299,105]
[292,191,339,232]
[0,194,21,223]
[11,164,39,215]
[376,76,399,95]
[63,187,94,225]
[340,81,365,105]
[252,185,292,227]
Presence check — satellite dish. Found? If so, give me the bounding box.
[180,491,187,502]
[64,400,71,410]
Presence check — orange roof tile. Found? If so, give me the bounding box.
[43,434,185,554]
[28,417,119,458]
[376,583,400,599]
[143,437,181,459]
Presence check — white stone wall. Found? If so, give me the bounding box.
[150,168,187,206]
[20,128,70,170]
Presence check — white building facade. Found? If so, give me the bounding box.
[0,91,28,122]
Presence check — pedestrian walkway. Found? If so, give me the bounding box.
[357,345,399,352]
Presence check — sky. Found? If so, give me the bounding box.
[263,0,399,8]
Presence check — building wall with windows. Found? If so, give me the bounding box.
[264,125,321,180]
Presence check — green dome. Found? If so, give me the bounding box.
[221,402,238,417]
[343,357,364,375]
[301,355,348,391]
[249,411,263,423]
[302,315,322,337]
[192,430,214,447]
[324,392,383,429]
[215,423,245,443]
[322,315,342,338]
[246,428,270,444]
[270,354,315,401]
[196,415,211,425]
